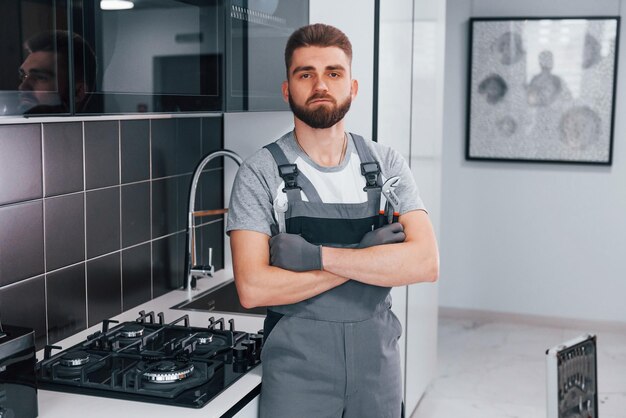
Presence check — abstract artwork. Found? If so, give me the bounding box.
[466,17,620,164]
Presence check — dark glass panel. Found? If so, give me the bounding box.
[76,0,223,114]
[226,0,308,111]
[0,0,71,116]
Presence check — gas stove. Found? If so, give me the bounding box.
[36,311,263,408]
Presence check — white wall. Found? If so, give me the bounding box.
[440,0,626,322]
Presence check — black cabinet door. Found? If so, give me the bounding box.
[226,0,308,112]
[0,0,71,116]
[75,0,224,114]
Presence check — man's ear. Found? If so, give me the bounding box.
[281,80,289,103]
[351,79,359,100]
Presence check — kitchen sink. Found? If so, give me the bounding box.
[172,279,266,316]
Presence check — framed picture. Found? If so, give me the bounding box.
[466,17,620,164]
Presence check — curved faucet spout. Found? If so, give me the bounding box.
[186,149,243,290]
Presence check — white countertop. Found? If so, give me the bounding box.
[36,271,265,418]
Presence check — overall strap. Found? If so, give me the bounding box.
[351,134,383,203]
[264,142,322,203]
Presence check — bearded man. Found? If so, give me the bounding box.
[227,23,439,418]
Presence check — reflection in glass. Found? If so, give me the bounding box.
[0,0,71,116]
[18,31,96,114]
[227,0,309,111]
[77,0,223,114]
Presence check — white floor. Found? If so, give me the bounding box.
[411,314,626,418]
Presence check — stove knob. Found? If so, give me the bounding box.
[241,339,256,362]
[233,345,247,362]
[250,333,263,348]
[250,334,264,360]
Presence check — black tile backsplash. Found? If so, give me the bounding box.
[122,243,152,311]
[198,219,225,272]
[151,119,177,178]
[152,177,180,238]
[201,117,223,167]
[120,120,150,184]
[176,118,202,174]
[43,122,83,197]
[86,187,121,258]
[0,275,47,349]
[0,115,224,347]
[152,173,192,239]
[45,193,85,271]
[0,124,42,206]
[85,121,120,190]
[47,264,87,345]
[152,232,184,298]
[87,253,122,327]
[121,182,151,247]
[0,200,44,286]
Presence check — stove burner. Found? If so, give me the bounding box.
[37,313,261,408]
[141,360,194,384]
[120,324,144,338]
[195,332,213,345]
[54,352,106,380]
[60,350,90,367]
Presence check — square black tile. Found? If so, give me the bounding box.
[85,121,120,190]
[198,219,225,272]
[152,233,183,297]
[121,182,150,247]
[120,120,150,184]
[201,116,224,169]
[0,275,47,349]
[177,174,192,232]
[151,119,177,179]
[0,124,42,206]
[43,122,84,197]
[151,177,180,239]
[176,118,202,175]
[199,169,224,215]
[46,264,87,345]
[87,253,121,327]
[121,243,152,310]
[44,193,85,271]
[0,200,44,286]
[86,187,120,258]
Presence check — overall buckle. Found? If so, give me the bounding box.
[278,164,301,192]
[361,162,381,191]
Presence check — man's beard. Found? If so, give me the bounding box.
[289,93,352,129]
[18,91,64,114]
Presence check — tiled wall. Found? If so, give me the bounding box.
[0,116,225,349]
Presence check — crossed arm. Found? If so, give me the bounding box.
[230,209,439,309]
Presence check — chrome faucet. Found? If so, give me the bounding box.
[185,149,243,290]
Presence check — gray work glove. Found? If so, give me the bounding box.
[358,223,406,248]
[269,233,323,272]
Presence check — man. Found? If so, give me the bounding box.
[227,23,439,418]
[18,31,95,114]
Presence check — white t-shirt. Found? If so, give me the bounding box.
[226,131,426,236]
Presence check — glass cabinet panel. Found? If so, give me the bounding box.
[226,0,308,111]
[76,0,224,114]
[0,0,71,116]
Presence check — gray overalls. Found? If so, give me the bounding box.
[260,134,403,418]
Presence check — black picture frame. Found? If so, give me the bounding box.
[466,16,620,165]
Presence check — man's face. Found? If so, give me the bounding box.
[18,51,68,112]
[282,46,358,129]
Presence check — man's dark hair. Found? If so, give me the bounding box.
[284,23,352,77]
[25,30,96,108]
